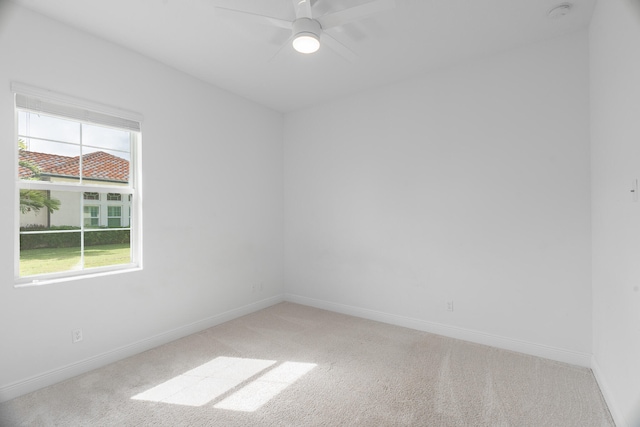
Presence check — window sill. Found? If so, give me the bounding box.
[14,265,142,288]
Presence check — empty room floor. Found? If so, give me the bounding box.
[0,302,613,426]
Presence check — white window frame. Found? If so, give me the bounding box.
[13,82,143,286]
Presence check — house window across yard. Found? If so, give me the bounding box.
[14,83,142,285]
[84,206,100,227]
[107,206,122,227]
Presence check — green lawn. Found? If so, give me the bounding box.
[20,243,131,277]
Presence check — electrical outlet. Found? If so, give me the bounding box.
[446,301,454,312]
[72,328,83,343]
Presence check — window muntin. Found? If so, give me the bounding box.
[15,86,141,285]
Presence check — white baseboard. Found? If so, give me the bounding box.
[591,356,627,427]
[285,293,592,367]
[0,295,284,403]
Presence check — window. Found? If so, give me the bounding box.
[14,83,142,285]
[107,206,121,227]
[84,206,100,227]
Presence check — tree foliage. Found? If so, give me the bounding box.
[20,189,61,214]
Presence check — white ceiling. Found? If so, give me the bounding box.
[10,0,595,112]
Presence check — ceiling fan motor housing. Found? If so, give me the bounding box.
[293,17,322,40]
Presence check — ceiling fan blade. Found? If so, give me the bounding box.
[317,0,395,30]
[292,0,313,19]
[321,33,357,63]
[215,7,293,30]
[268,36,295,63]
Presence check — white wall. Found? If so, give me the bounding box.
[0,2,284,399]
[284,31,592,362]
[590,0,640,425]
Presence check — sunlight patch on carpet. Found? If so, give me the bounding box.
[214,361,317,412]
[131,357,275,407]
[131,356,316,410]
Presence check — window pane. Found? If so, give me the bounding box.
[18,111,80,144]
[21,190,80,229]
[83,123,130,155]
[20,191,82,277]
[80,148,130,186]
[19,140,81,182]
[20,234,81,276]
[107,193,122,201]
[84,230,131,269]
[84,192,99,200]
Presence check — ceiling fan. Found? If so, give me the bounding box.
[215,0,396,61]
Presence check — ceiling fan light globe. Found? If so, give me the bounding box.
[293,34,320,54]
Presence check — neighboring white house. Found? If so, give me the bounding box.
[19,150,131,229]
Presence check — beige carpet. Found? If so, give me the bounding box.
[0,302,613,426]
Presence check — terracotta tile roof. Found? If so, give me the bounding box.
[19,150,129,183]
[19,151,71,178]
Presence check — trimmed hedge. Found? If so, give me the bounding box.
[20,226,130,250]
